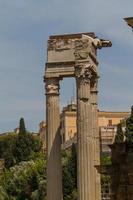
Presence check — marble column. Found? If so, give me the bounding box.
[91,78,101,200]
[45,78,62,200]
[75,62,94,200]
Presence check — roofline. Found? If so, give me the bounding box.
[98,111,130,113]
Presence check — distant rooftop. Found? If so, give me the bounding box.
[63,103,77,112]
[62,103,130,116]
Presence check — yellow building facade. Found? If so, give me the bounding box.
[39,103,130,152]
[98,111,129,127]
[60,103,130,144]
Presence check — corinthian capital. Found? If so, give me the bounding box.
[75,62,93,81]
[91,76,99,92]
[45,78,60,95]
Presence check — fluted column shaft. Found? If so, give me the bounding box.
[45,78,62,200]
[91,78,101,200]
[75,62,94,200]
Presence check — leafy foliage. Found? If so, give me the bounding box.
[19,118,26,135]
[115,123,124,143]
[62,143,77,200]
[0,153,46,200]
[0,118,41,169]
[0,118,44,199]
[101,154,111,166]
[0,186,9,200]
[14,118,41,165]
[101,154,111,196]
[125,106,133,143]
[0,117,78,199]
[0,143,78,200]
[0,133,17,168]
[13,132,41,165]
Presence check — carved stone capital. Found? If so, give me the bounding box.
[91,76,99,92]
[75,62,93,83]
[45,78,60,95]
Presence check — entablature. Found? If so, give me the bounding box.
[44,32,112,80]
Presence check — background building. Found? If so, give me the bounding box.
[60,103,129,153]
[39,103,130,153]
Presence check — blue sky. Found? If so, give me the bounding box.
[0,0,133,132]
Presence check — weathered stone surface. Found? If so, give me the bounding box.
[44,32,112,200]
[91,78,101,200]
[47,33,97,63]
[108,143,133,200]
[45,78,62,200]
[45,33,111,79]
[75,62,93,200]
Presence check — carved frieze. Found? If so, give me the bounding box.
[47,34,111,66]
[48,37,97,61]
[48,39,72,51]
[74,38,99,63]
[74,39,90,60]
[47,35,102,65]
[48,38,89,52]
[74,39,89,50]
[48,39,57,51]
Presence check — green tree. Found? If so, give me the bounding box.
[0,186,9,200]
[125,106,133,143]
[0,119,41,169]
[101,154,111,199]
[13,118,41,164]
[101,154,111,165]
[70,143,77,190]
[0,133,16,168]
[115,123,124,143]
[0,153,46,200]
[19,118,26,135]
[63,143,77,200]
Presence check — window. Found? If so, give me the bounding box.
[108,120,112,126]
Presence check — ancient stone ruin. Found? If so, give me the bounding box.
[44,32,112,200]
[110,142,133,200]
